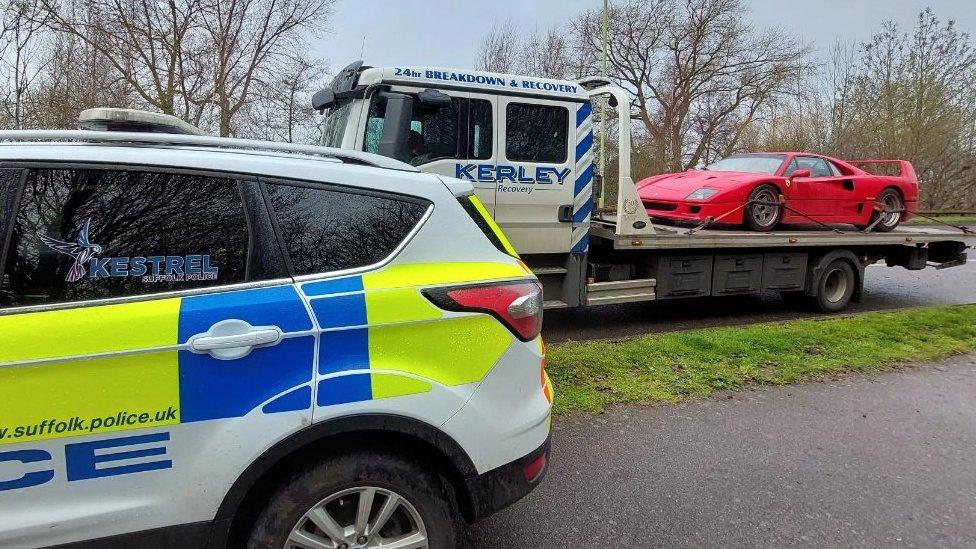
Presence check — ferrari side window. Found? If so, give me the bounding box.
[785,158,799,176]
[796,157,833,177]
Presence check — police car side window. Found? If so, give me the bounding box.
[266,182,430,276]
[0,169,22,304]
[506,103,568,163]
[0,168,254,308]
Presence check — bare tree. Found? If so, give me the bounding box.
[0,0,51,128]
[39,0,204,121]
[476,19,517,73]
[520,27,574,79]
[575,0,811,172]
[198,0,335,136]
[237,54,327,142]
[28,30,137,128]
[36,0,334,135]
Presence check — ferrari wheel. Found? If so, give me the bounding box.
[744,184,782,232]
[869,188,903,232]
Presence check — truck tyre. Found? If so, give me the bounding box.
[744,184,782,232]
[868,188,903,232]
[246,450,458,549]
[812,259,856,313]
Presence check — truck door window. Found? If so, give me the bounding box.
[266,182,430,275]
[505,103,568,163]
[0,168,258,308]
[364,95,460,165]
[467,99,493,160]
[364,95,492,164]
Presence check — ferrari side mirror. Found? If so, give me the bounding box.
[790,168,811,178]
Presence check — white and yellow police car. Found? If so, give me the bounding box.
[0,110,552,548]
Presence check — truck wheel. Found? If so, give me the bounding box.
[869,188,903,232]
[812,259,856,313]
[744,184,782,232]
[247,450,458,549]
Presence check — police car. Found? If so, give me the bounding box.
[0,110,552,548]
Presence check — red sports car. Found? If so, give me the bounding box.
[636,152,918,232]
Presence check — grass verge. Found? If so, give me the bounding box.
[906,215,976,225]
[547,305,976,414]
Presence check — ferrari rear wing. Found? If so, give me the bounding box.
[847,159,917,182]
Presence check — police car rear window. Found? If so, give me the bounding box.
[266,182,430,276]
[0,168,260,308]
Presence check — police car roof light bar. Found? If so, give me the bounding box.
[0,130,419,172]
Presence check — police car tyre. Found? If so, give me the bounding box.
[247,450,457,549]
[744,184,782,232]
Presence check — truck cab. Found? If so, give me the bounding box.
[314,62,638,306]
[319,62,593,255]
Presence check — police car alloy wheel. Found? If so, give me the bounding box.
[288,487,427,549]
[247,451,457,549]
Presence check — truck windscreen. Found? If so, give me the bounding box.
[322,99,353,148]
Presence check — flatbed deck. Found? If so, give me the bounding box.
[590,217,976,251]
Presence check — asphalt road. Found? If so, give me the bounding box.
[465,355,976,548]
[543,258,976,342]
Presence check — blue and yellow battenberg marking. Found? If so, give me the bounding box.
[0,261,530,445]
[307,262,525,406]
[0,285,314,445]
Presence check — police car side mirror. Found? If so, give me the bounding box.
[417,88,452,108]
[311,89,335,112]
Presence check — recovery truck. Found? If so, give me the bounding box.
[312,61,974,313]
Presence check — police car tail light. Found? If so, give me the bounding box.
[424,281,543,341]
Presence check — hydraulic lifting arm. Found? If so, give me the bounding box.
[583,84,656,237]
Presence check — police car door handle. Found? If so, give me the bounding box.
[188,320,283,360]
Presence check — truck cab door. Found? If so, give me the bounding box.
[494,96,575,254]
[358,88,498,215]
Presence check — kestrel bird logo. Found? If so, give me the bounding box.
[37,218,103,282]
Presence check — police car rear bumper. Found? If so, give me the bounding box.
[463,433,551,523]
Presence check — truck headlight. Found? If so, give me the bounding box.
[686,188,718,200]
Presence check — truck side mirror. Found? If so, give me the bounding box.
[417,88,452,108]
[311,89,335,112]
[377,91,414,162]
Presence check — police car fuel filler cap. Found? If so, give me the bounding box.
[77,108,204,136]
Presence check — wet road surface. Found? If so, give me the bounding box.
[466,355,976,548]
[543,259,976,342]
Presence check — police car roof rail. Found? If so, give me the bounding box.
[0,130,420,172]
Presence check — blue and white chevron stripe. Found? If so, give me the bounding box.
[571,102,594,254]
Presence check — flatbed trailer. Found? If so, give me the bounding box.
[314,62,974,313]
[539,219,972,310]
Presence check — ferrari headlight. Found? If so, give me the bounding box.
[686,187,718,200]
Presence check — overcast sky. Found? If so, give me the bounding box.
[313,0,976,76]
